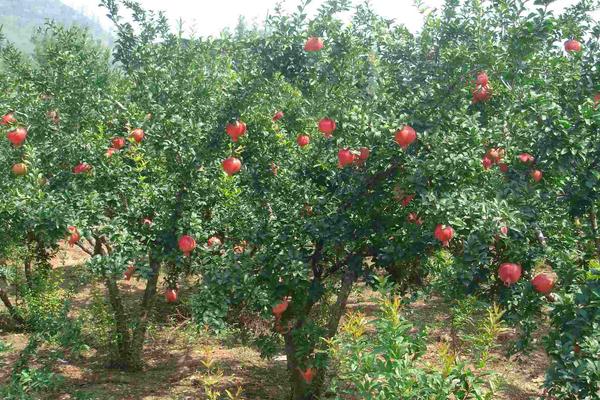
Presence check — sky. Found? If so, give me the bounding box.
[62,0,598,36]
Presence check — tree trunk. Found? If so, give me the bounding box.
[104,274,133,369]
[285,269,357,400]
[0,276,24,325]
[128,253,161,370]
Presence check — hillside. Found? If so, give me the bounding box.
[0,0,111,53]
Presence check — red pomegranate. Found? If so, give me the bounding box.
[531,169,543,182]
[594,93,600,108]
[142,218,153,226]
[67,226,80,246]
[106,147,117,157]
[73,163,92,174]
[11,163,28,176]
[500,226,509,235]
[394,125,417,149]
[272,111,284,121]
[518,153,535,164]
[434,224,454,247]
[178,235,196,256]
[337,148,354,168]
[1,112,16,125]
[499,163,509,173]
[472,84,492,103]
[297,134,310,147]
[112,137,126,150]
[207,236,222,247]
[300,368,315,384]
[401,194,414,207]
[304,37,324,52]
[357,147,370,163]
[272,298,289,318]
[482,156,493,170]
[564,39,582,52]
[165,288,178,303]
[486,148,503,163]
[498,263,522,286]
[7,127,27,147]
[531,273,555,294]
[318,118,336,138]
[225,120,247,142]
[130,128,145,143]
[222,157,242,176]
[476,72,489,86]
[124,265,136,281]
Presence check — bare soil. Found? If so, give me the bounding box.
[0,246,548,399]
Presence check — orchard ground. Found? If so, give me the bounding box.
[1,244,549,399]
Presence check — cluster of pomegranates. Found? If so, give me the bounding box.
[337,147,370,168]
[481,147,507,172]
[517,152,543,182]
[471,71,492,104]
[3,113,30,176]
[498,262,556,294]
[106,128,144,158]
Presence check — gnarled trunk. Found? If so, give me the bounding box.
[0,275,24,325]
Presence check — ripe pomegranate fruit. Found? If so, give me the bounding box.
[1,112,16,125]
[531,273,555,294]
[142,218,153,226]
[297,134,310,147]
[106,147,117,157]
[318,118,336,138]
[486,148,503,163]
[272,111,284,121]
[112,137,126,150]
[518,153,535,164]
[7,127,27,147]
[304,36,324,52]
[476,72,489,86]
[73,163,92,174]
[357,147,370,163]
[165,288,178,303]
[499,163,509,173]
[207,236,222,247]
[394,125,417,149]
[178,235,196,256]
[401,194,414,207]
[594,93,600,108]
[337,148,354,168]
[472,84,492,103]
[11,163,27,176]
[67,226,80,246]
[222,157,242,176]
[500,226,509,235]
[130,128,145,143]
[498,263,522,286]
[482,156,493,170]
[300,368,315,384]
[225,120,247,142]
[434,224,454,247]
[272,298,289,319]
[124,265,136,281]
[564,39,582,52]
[531,169,543,182]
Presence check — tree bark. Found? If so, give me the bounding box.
[0,276,24,325]
[285,269,358,400]
[128,253,161,370]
